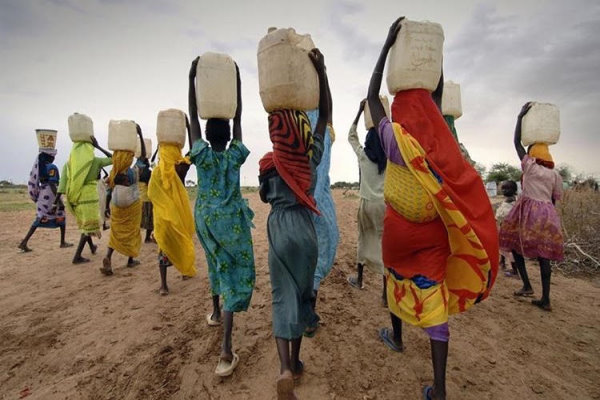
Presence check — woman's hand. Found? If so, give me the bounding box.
[518,102,532,119]
[308,48,326,74]
[384,17,405,49]
[189,56,200,80]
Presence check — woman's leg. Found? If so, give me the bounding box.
[535,258,552,308]
[73,234,90,264]
[382,275,388,307]
[512,250,533,294]
[18,225,37,252]
[101,247,114,275]
[59,224,72,247]
[290,336,303,376]
[159,264,168,295]
[430,339,448,400]
[276,337,292,374]
[391,312,403,346]
[210,295,221,322]
[221,311,233,360]
[86,235,97,254]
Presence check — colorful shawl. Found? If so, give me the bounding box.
[259,109,320,215]
[391,89,499,312]
[148,143,196,277]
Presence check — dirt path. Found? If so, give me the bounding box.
[1,190,599,399]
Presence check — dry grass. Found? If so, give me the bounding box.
[0,188,35,212]
[557,188,600,275]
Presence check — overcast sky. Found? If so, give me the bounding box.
[1,0,598,185]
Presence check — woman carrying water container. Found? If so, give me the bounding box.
[56,113,112,264]
[304,75,339,338]
[19,129,73,252]
[258,25,328,397]
[188,53,255,377]
[148,109,196,295]
[346,99,387,304]
[369,18,498,400]
[499,102,564,311]
[99,122,145,276]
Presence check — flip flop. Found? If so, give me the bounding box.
[214,352,239,377]
[513,289,534,297]
[159,288,169,296]
[206,313,221,326]
[423,385,433,400]
[378,327,403,353]
[347,276,365,289]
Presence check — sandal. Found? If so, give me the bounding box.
[513,288,534,297]
[206,313,222,326]
[303,324,319,338]
[215,352,239,377]
[347,276,365,289]
[378,327,403,353]
[423,385,433,400]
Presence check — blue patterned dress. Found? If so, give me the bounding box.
[190,139,255,312]
[306,110,340,291]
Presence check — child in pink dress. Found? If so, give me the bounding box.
[499,103,564,311]
[496,180,518,277]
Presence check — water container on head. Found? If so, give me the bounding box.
[442,81,462,118]
[196,52,238,120]
[68,113,94,143]
[364,96,391,130]
[521,102,560,146]
[386,19,444,94]
[36,129,57,150]
[108,120,138,152]
[156,109,187,148]
[257,27,319,112]
[135,138,153,158]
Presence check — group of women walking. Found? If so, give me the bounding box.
[18,17,565,400]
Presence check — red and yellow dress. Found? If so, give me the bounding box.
[377,89,498,340]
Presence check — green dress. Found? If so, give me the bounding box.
[190,139,255,312]
[260,133,324,339]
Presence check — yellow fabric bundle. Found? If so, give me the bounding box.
[148,144,196,276]
[108,150,134,188]
[529,143,553,163]
[109,199,142,257]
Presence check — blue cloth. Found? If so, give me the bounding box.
[190,139,256,312]
[306,109,339,291]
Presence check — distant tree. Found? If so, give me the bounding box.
[486,163,521,183]
[556,164,572,182]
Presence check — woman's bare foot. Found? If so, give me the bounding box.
[60,242,73,248]
[127,259,140,268]
[532,299,552,311]
[18,243,32,253]
[99,257,113,275]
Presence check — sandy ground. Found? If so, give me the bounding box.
[1,190,599,400]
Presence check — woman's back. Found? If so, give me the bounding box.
[521,155,562,203]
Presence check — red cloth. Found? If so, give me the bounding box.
[382,205,450,283]
[259,110,320,215]
[391,89,499,299]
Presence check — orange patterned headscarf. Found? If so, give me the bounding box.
[529,143,554,169]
